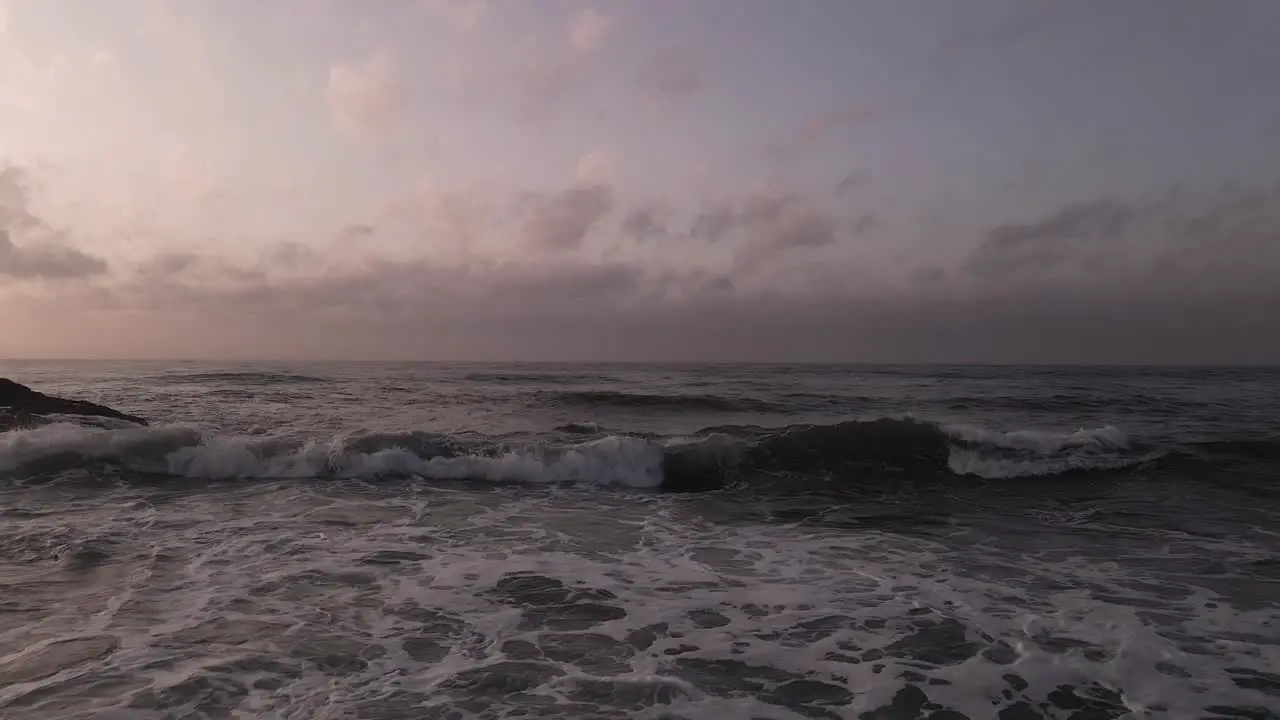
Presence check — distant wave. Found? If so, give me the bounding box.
[540,390,785,414]
[556,421,604,434]
[155,372,330,385]
[1187,438,1280,462]
[946,392,1191,415]
[465,372,615,385]
[0,416,1186,490]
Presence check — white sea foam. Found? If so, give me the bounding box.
[4,482,1272,718]
[0,424,666,488]
[944,423,1130,454]
[948,448,1160,478]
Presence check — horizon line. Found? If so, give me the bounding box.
[2,357,1279,369]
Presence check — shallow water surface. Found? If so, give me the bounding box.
[1,361,1277,718]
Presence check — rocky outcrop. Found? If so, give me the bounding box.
[0,378,147,430]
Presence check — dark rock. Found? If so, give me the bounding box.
[0,378,147,429]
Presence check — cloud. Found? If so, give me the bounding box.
[967,199,1137,276]
[575,151,617,184]
[326,51,400,139]
[569,8,611,56]
[0,164,108,280]
[338,224,375,242]
[690,202,737,243]
[88,48,116,74]
[635,47,702,106]
[852,211,879,237]
[10,152,1280,364]
[136,252,200,278]
[684,192,839,268]
[516,7,612,121]
[767,105,877,165]
[22,240,1280,363]
[424,0,488,32]
[0,166,41,231]
[621,204,669,243]
[962,186,1280,295]
[522,184,616,249]
[931,0,1085,82]
[836,171,872,195]
[0,230,108,280]
[14,178,1280,363]
[735,194,837,270]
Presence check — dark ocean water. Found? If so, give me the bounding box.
[0,361,1277,719]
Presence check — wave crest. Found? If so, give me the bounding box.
[0,424,665,488]
[0,417,1167,489]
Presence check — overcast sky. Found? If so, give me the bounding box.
[2,0,1280,363]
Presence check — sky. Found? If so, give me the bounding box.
[2,0,1280,363]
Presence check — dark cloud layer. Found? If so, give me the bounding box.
[735,194,836,269]
[969,199,1134,275]
[18,253,1280,363]
[0,231,109,280]
[5,162,1280,363]
[0,167,108,281]
[965,187,1280,285]
[621,204,669,242]
[836,171,872,195]
[690,202,737,243]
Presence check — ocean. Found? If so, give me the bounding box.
[0,361,1277,719]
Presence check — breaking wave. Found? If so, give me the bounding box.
[0,424,665,488]
[0,417,1186,490]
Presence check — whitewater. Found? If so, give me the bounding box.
[0,360,1277,719]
